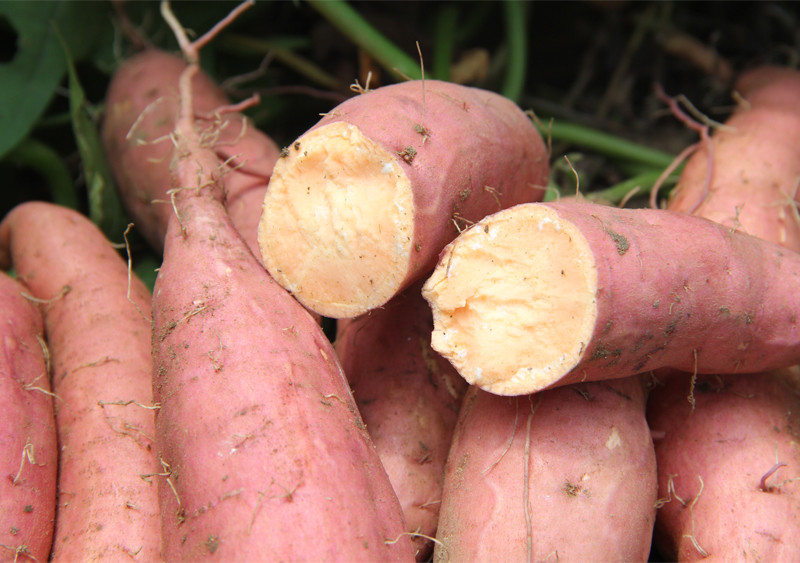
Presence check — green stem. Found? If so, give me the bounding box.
[433,3,458,81]
[5,138,77,208]
[587,170,679,204]
[307,0,421,81]
[537,119,677,171]
[502,0,527,102]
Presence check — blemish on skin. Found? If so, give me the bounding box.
[605,426,622,449]
[398,146,417,163]
[607,229,629,255]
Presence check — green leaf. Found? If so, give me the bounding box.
[0,1,106,158]
[56,25,129,239]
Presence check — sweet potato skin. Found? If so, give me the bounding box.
[335,281,468,560]
[0,271,57,563]
[434,378,657,561]
[0,202,161,561]
[153,161,414,562]
[102,49,280,256]
[648,368,800,561]
[667,67,800,245]
[151,60,413,560]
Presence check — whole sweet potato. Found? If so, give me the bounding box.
[434,379,657,561]
[649,367,800,560]
[102,48,280,257]
[0,202,161,561]
[335,280,468,560]
[150,34,413,559]
[0,271,57,563]
[666,66,800,245]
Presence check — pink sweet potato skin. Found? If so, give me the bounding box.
[0,271,57,562]
[151,65,413,560]
[648,368,800,561]
[434,378,657,561]
[285,79,549,296]
[335,280,468,561]
[667,66,800,245]
[0,202,161,561]
[102,49,280,256]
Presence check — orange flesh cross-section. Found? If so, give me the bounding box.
[258,122,415,318]
[422,205,598,395]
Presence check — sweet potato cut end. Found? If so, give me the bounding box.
[259,121,414,318]
[422,204,598,395]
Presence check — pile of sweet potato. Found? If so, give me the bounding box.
[3,3,800,562]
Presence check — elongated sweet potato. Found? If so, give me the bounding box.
[150,13,413,559]
[423,200,800,395]
[335,280,468,560]
[258,79,549,318]
[434,378,657,561]
[0,202,161,561]
[666,66,800,245]
[102,48,280,257]
[0,271,57,563]
[647,65,800,560]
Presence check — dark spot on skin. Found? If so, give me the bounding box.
[607,229,630,255]
[398,146,417,163]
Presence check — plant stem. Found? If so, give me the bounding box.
[433,3,458,81]
[587,170,679,204]
[537,119,677,170]
[307,0,421,81]
[502,0,526,102]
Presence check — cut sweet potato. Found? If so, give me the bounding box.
[259,79,549,318]
[423,200,800,395]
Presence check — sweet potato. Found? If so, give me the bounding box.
[647,66,800,560]
[335,280,468,560]
[666,66,800,245]
[0,271,57,563]
[102,48,281,257]
[258,79,549,318]
[422,200,800,395]
[150,9,413,559]
[0,202,161,561]
[648,368,800,560]
[433,378,657,561]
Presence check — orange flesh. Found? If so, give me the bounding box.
[258,122,414,318]
[422,205,598,395]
